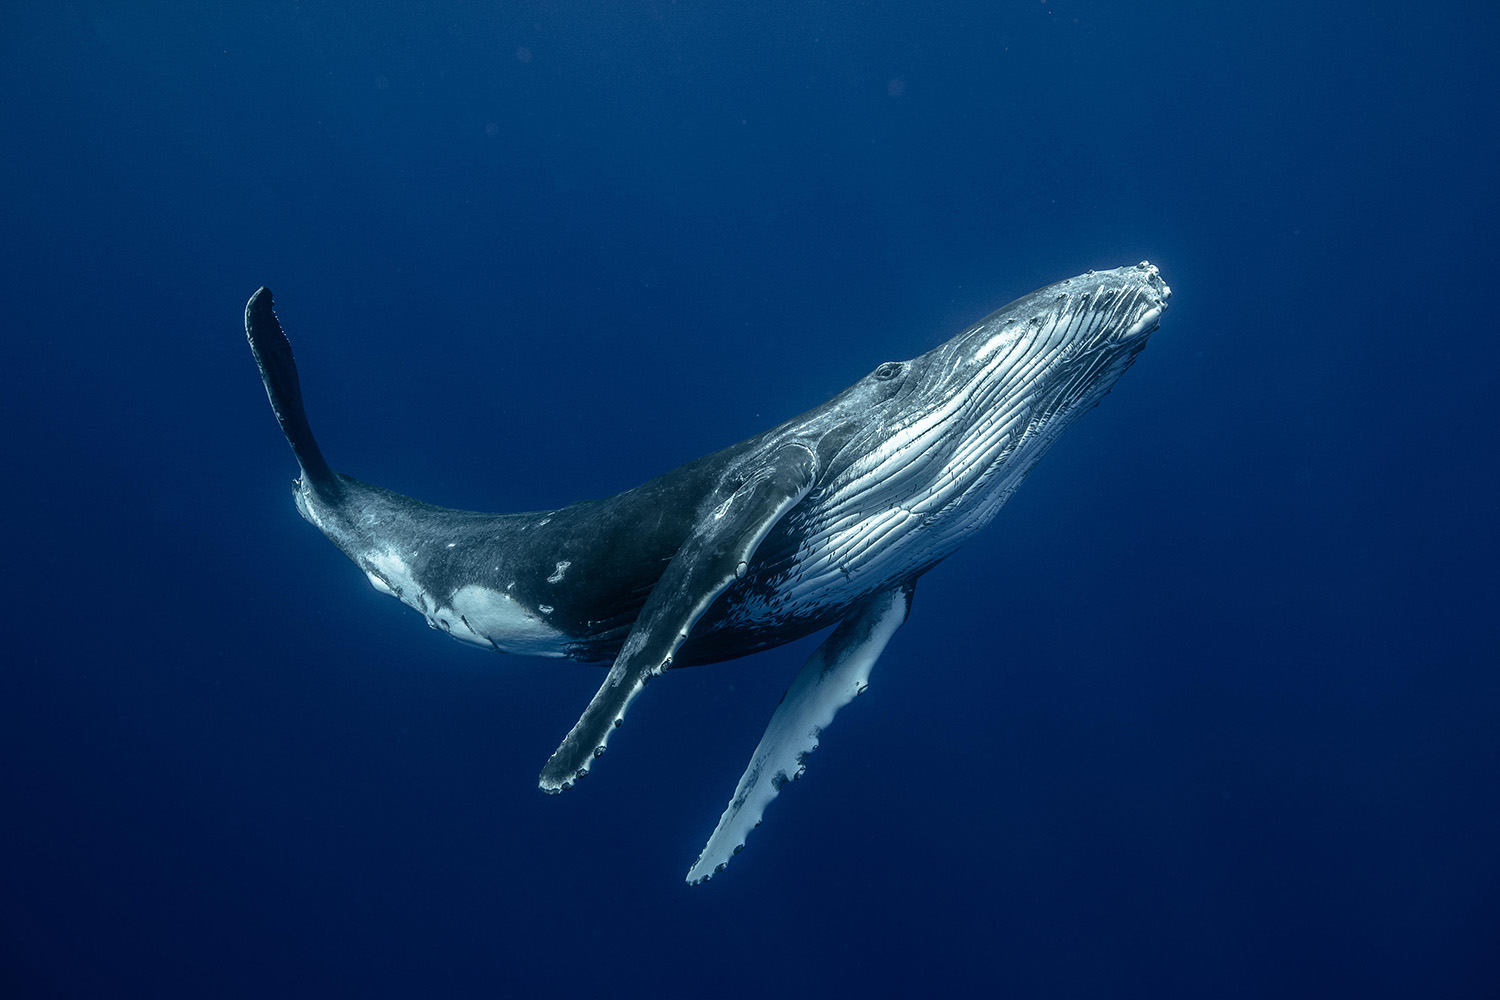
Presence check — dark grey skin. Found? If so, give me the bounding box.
[246,262,1170,878]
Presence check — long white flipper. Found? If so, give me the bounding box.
[539,442,818,793]
[686,582,914,884]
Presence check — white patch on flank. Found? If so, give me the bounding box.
[441,584,568,657]
[365,571,396,597]
[546,560,571,584]
[364,549,424,607]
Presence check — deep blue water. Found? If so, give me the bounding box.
[3,3,1497,997]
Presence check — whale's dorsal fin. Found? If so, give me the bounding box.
[538,441,820,793]
[686,581,914,884]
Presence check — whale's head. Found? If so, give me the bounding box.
[815,262,1169,575]
[935,260,1170,427]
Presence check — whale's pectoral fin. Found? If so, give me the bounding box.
[538,442,819,794]
[685,580,915,885]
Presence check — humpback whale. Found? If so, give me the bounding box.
[244,262,1170,883]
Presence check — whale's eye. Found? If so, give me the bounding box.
[873,362,902,381]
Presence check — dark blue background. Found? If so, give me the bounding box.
[3,3,1496,996]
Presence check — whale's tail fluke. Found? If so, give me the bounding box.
[245,288,341,502]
